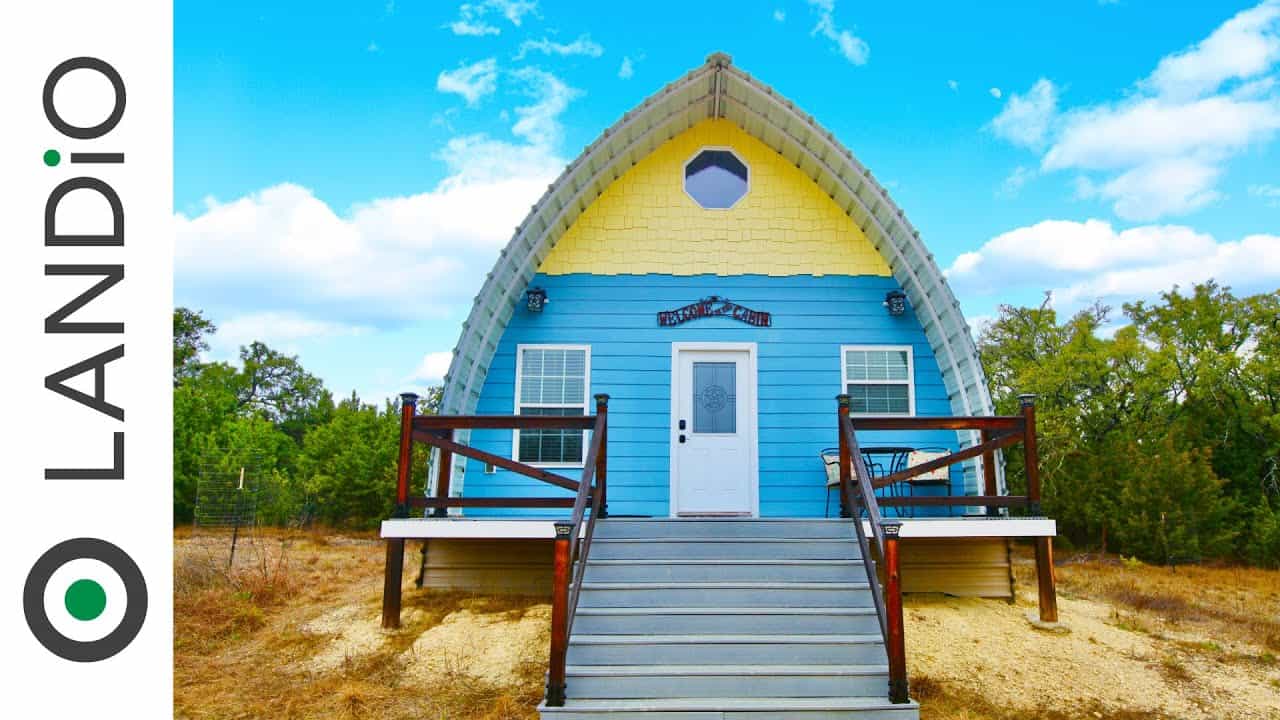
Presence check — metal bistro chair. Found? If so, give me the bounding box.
[900,447,953,518]
[820,447,889,518]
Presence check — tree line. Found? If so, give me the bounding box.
[173,308,434,529]
[173,281,1279,565]
[979,282,1279,567]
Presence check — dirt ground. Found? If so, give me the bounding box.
[174,529,1280,720]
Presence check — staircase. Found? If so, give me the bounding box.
[538,518,919,719]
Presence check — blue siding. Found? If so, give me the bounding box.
[463,274,962,517]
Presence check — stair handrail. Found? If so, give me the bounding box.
[547,393,610,708]
[837,394,909,704]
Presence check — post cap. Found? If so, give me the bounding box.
[553,522,574,537]
[836,394,851,407]
[400,392,420,404]
[881,519,903,538]
[594,393,610,404]
[1018,393,1037,407]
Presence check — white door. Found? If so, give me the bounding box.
[671,346,757,516]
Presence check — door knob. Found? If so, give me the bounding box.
[679,434,686,443]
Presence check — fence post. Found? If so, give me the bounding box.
[981,429,998,518]
[883,519,908,703]
[382,392,418,630]
[595,394,610,519]
[1019,394,1041,516]
[836,394,852,518]
[433,429,453,518]
[547,522,573,706]
[1020,393,1059,623]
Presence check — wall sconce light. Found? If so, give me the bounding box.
[884,290,907,316]
[526,287,548,313]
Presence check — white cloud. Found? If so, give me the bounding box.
[805,0,870,65]
[989,87,1002,99]
[446,0,537,36]
[618,56,634,79]
[210,312,372,357]
[176,69,580,331]
[774,8,786,22]
[516,34,604,60]
[947,79,959,92]
[997,165,1035,198]
[990,78,1058,148]
[1145,0,1280,101]
[367,41,380,53]
[412,351,454,384]
[945,218,1280,310]
[1250,182,1280,205]
[437,58,499,106]
[992,2,1280,221]
[510,67,581,147]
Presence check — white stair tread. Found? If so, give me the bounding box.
[580,582,869,590]
[541,697,919,711]
[593,538,853,543]
[588,559,861,565]
[571,634,883,645]
[576,606,878,615]
[566,664,889,677]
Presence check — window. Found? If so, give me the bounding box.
[841,346,914,415]
[514,345,590,466]
[684,148,749,209]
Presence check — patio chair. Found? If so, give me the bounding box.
[901,447,953,517]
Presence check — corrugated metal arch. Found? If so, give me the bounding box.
[437,53,1001,497]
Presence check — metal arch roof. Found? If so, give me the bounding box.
[439,52,999,491]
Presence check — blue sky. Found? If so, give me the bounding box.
[175,0,1280,402]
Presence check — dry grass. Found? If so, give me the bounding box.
[175,531,1280,720]
[174,528,544,720]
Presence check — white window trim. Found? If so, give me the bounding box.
[513,344,592,468]
[682,145,750,210]
[840,344,916,416]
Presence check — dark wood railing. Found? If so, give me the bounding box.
[379,393,610,708]
[837,393,1058,705]
[850,394,1042,515]
[837,395,905,703]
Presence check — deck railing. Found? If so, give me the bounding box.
[379,393,611,708]
[837,392,1058,705]
[836,395,906,703]
[848,393,1043,517]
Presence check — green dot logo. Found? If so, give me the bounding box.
[24,538,148,662]
[43,149,61,166]
[65,579,107,621]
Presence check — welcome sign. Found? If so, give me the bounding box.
[657,295,772,327]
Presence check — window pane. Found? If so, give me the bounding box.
[516,407,587,464]
[846,349,908,382]
[693,362,737,433]
[846,384,910,414]
[685,150,749,209]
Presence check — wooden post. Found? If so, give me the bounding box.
[836,394,852,518]
[981,429,998,518]
[1021,393,1059,623]
[1019,394,1041,516]
[382,392,417,630]
[433,429,453,518]
[1034,536,1059,623]
[883,520,908,703]
[395,392,417,515]
[594,394,609,519]
[547,522,573,706]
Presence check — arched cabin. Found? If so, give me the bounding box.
[380,53,1058,718]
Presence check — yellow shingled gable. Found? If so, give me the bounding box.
[539,118,891,277]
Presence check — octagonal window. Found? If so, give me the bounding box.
[684,148,749,209]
